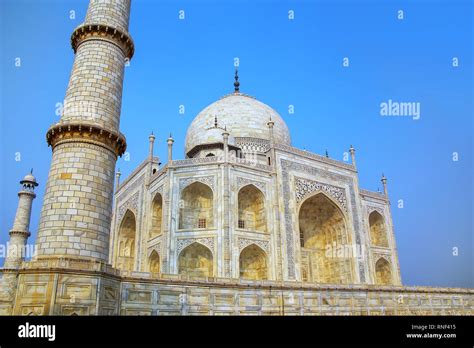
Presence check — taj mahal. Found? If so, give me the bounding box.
[110,77,400,287]
[0,0,472,316]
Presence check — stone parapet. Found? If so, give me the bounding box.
[360,189,388,202]
[274,143,356,172]
[1,265,472,316]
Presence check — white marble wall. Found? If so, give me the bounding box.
[112,144,399,286]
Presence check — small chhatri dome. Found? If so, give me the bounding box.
[20,169,38,187]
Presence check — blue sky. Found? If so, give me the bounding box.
[0,0,472,287]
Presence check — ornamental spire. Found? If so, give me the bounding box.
[234,68,240,93]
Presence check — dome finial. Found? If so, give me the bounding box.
[234,68,240,93]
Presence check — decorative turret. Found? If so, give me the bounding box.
[381,173,388,196]
[222,126,230,162]
[115,169,121,190]
[267,117,275,146]
[349,144,357,170]
[167,133,174,162]
[148,132,155,160]
[148,131,157,174]
[4,171,38,269]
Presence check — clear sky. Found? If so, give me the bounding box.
[0,0,472,287]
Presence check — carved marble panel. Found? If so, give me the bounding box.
[64,284,92,300]
[147,241,161,257]
[151,185,163,199]
[117,191,139,223]
[295,176,347,212]
[238,238,270,253]
[21,306,45,316]
[176,237,215,256]
[119,174,144,200]
[236,177,266,194]
[61,306,89,316]
[179,176,216,193]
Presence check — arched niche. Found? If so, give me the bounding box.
[148,250,160,273]
[179,182,213,229]
[237,185,266,232]
[116,210,136,272]
[239,244,268,280]
[375,257,393,285]
[149,192,163,238]
[369,211,389,247]
[178,242,213,278]
[298,193,353,284]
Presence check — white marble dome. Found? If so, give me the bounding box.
[185,93,291,155]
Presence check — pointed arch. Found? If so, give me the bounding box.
[369,211,389,247]
[375,257,392,285]
[239,244,268,280]
[148,250,160,273]
[150,192,163,238]
[178,242,213,278]
[298,192,354,284]
[237,184,266,232]
[116,209,136,272]
[179,182,214,229]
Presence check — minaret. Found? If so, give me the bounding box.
[222,127,230,162]
[267,117,275,166]
[349,144,357,170]
[267,117,275,146]
[381,174,388,196]
[4,171,38,269]
[148,132,155,160]
[167,134,174,163]
[115,169,122,190]
[148,132,156,175]
[36,0,133,262]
